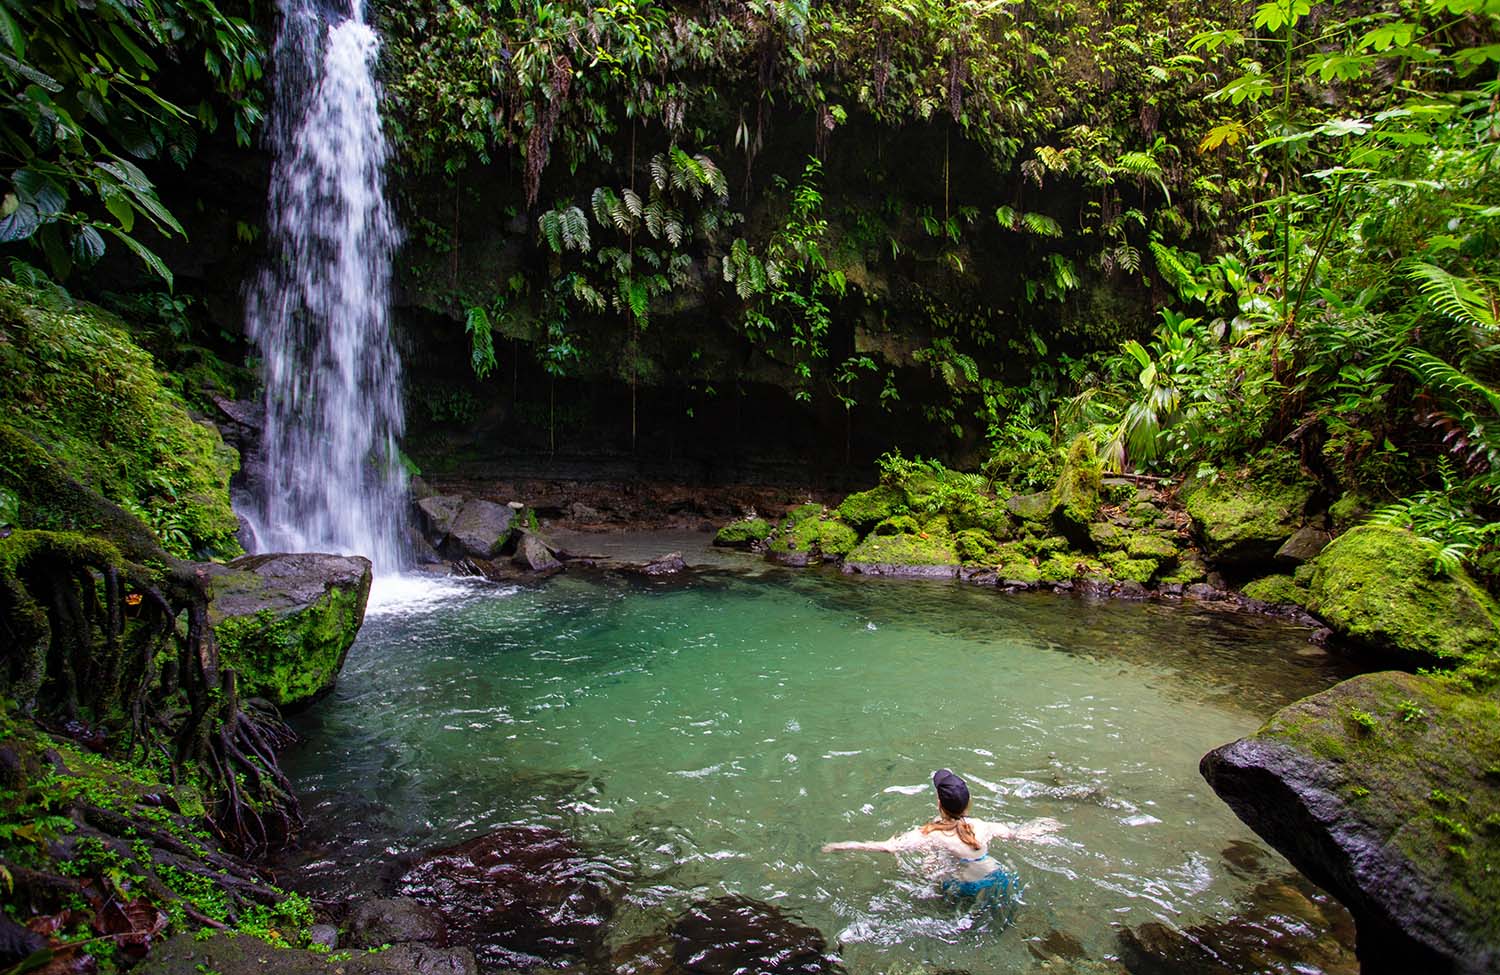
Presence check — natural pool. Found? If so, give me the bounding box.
[281,542,1362,974]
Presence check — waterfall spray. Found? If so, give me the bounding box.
[243,0,406,574]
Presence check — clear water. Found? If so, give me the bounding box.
[241,0,406,572]
[284,559,1360,973]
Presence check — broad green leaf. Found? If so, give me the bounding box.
[107,226,173,288]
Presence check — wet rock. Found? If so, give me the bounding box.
[1275,523,1331,564]
[669,896,844,974]
[568,501,604,523]
[1027,929,1086,962]
[0,915,46,967]
[307,925,339,950]
[445,499,518,560]
[407,524,444,565]
[842,561,959,579]
[1201,671,1499,974]
[206,552,372,709]
[769,547,812,567]
[347,896,446,948]
[134,932,477,975]
[512,531,562,573]
[1116,872,1355,975]
[1007,491,1052,522]
[622,551,688,575]
[1182,583,1222,601]
[397,825,619,970]
[415,494,466,540]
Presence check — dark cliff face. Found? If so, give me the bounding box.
[1200,672,1500,975]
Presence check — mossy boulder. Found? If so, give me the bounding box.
[1182,456,1315,568]
[1006,490,1052,523]
[873,514,921,536]
[1113,558,1159,584]
[1201,672,1500,973]
[1049,434,1102,543]
[767,515,856,565]
[835,485,903,531]
[948,495,1012,538]
[1304,526,1500,668]
[843,530,959,577]
[207,553,373,709]
[713,517,772,548]
[953,528,999,564]
[994,542,1041,584]
[1242,574,1308,607]
[1158,552,1208,586]
[1088,521,1128,551]
[1126,532,1178,564]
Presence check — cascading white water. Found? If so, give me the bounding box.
[242,0,406,574]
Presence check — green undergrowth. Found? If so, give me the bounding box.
[0,279,240,559]
[0,702,315,971]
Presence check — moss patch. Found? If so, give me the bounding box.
[1242,574,1307,607]
[212,572,370,709]
[0,281,240,558]
[1255,672,1500,943]
[1305,525,1500,669]
[835,485,903,531]
[713,517,772,547]
[845,531,958,567]
[1049,434,1102,541]
[1182,452,1313,567]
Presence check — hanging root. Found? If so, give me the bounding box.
[0,531,305,855]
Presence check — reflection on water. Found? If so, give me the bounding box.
[282,561,1361,974]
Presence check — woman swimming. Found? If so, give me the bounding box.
[821,768,1059,902]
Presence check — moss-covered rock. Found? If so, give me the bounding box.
[0,281,240,558]
[767,514,856,565]
[813,520,858,560]
[1158,552,1209,586]
[1049,434,1102,543]
[1113,558,1159,584]
[844,531,958,573]
[784,502,825,526]
[994,542,1041,584]
[948,495,1012,538]
[953,528,999,564]
[713,517,772,548]
[1126,532,1179,564]
[208,553,373,709]
[1038,553,1108,583]
[1304,526,1500,668]
[873,514,921,536]
[1182,454,1315,568]
[1241,574,1308,607]
[1088,521,1128,551]
[835,485,903,531]
[1201,672,1500,973]
[1005,490,1052,523]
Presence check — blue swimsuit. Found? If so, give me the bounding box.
[941,853,1019,901]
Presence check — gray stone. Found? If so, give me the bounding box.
[841,562,960,579]
[639,552,687,575]
[307,925,339,950]
[446,499,517,559]
[416,495,465,540]
[347,897,446,948]
[1276,523,1332,564]
[512,532,562,572]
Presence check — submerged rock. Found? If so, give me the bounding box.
[1303,525,1500,668]
[206,552,372,709]
[346,896,446,948]
[669,896,844,974]
[1201,671,1500,973]
[397,825,619,970]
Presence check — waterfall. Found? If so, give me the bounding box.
[242,0,406,574]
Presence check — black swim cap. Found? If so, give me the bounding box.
[932,768,969,816]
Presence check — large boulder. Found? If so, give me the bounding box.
[397,825,620,971]
[834,485,902,532]
[444,499,517,560]
[1182,456,1315,569]
[135,932,477,975]
[1304,525,1500,668]
[346,897,446,948]
[207,552,372,709]
[1201,671,1500,974]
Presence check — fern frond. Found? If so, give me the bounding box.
[1402,349,1500,415]
[622,188,644,219]
[1022,212,1063,237]
[1404,261,1499,332]
[650,154,670,193]
[697,154,728,200]
[538,210,563,253]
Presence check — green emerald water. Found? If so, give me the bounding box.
[283,543,1360,972]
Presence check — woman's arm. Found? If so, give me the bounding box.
[822,829,922,854]
[977,817,1062,845]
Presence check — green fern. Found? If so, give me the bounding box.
[1405,261,1498,333]
[1021,212,1062,237]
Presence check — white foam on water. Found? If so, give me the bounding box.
[364,574,507,617]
